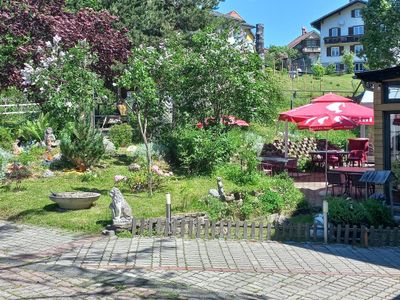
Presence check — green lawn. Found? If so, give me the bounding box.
[276,73,364,108]
[0,157,239,234]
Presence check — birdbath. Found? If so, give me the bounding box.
[49,192,101,210]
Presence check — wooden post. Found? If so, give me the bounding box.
[195,217,201,239]
[336,224,341,243]
[188,219,194,239]
[251,222,256,240]
[235,221,240,239]
[131,217,137,236]
[204,220,210,239]
[259,223,264,241]
[267,223,271,241]
[181,219,186,238]
[361,225,368,248]
[243,221,248,240]
[344,225,350,244]
[227,221,232,240]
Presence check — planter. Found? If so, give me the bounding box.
[49,192,101,210]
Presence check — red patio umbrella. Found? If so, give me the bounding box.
[279,93,374,125]
[297,115,357,131]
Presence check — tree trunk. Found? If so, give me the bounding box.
[137,111,153,196]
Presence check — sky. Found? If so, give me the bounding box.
[216,0,353,46]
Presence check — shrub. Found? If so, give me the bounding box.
[6,162,32,190]
[124,169,164,193]
[60,122,105,171]
[165,126,240,175]
[18,113,51,143]
[312,62,325,79]
[0,127,13,151]
[325,64,336,75]
[327,197,394,227]
[259,190,285,214]
[214,163,262,186]
[108,124,133,148]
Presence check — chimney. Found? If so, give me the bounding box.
[256,23,265,57]
[302,27,307,35]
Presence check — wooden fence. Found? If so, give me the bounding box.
[130,217,400,247]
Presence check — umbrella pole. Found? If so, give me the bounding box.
[284,121,289,158]
[325,135,328,197]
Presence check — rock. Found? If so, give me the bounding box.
[128,163,141,172]
[109,187,133,228]
[151,165,164,176]
[43,170,55,178]
[114,175,127,184]
[209,189,219,198]
[103,137,116,154]
[126,145,137,154]
[102,229,115,236]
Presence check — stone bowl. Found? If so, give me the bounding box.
[49,192,101,210]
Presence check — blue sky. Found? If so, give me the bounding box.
[216,0,352,46]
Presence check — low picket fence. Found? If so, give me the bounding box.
[130,217,400,247]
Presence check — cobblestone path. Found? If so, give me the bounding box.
[1,220,400,299]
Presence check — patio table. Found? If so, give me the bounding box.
[258,156,289,174]
[329,167,375,195]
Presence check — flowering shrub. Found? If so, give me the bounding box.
[22,39,105,127]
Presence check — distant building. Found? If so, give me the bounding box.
[288,27,320,72]
[212,10,256,51]
[311,0,367,72]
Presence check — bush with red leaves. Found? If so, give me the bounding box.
[0,0,130,88]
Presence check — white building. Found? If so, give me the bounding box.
[311,0,367,72]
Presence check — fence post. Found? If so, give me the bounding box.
[227,221,232,240]
[267,223,271,241]
[195,217,201,239]
[361,225,368,248]
[336,224,341,243]
[344,225,350,244]
[131,217,137,236]
[204,220,210,239]
[259,223,264,242]
[181,219,186,238]
[243,221,248,240]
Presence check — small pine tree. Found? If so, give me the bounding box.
[60,122,105,171]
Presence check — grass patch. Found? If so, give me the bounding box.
[0,157,239,234]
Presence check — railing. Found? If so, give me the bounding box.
[302,47,321,53]
[0,97,39,115]
[130,217,400,248]
[324,35,363,45]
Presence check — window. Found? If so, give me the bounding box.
[330,27,340,37]
[353,9,362,18]
[331,47,340,57]
[385,83,400,103]
[306,39,318,48]
[353,25,364,35]
[335,63,344,72]
[354,44,363,56]
[354,62,364,72]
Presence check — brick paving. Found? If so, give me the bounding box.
[1,220,400,299]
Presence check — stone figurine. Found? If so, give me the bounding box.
[109,187,133,227]
[43,127,60,149]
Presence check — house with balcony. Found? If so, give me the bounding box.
[212,10,256,52]
[311,0,367,72]
[288,27,320,72]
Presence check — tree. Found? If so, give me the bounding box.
[311,62,325,90]
[65,0,103,11]
[101,0,220,46]
[176,28,284,125]
[342,51,355,74]
[265,45,300,70]
[362,0,400,69]
[117,47,169,195]
[0,0,130,88]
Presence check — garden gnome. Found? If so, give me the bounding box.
[44,127,59,149]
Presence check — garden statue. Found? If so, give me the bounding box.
[43,127,59,149]
[209,177,236,202]
[109,187,133,227]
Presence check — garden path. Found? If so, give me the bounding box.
[1,220,400,299]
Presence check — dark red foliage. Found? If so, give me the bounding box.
[0,0,131,88]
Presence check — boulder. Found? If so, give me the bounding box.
[103,137,116,154]
[128,163,141,172]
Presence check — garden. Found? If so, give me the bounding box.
[0,0,394,235]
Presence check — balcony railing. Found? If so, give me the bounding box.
[302,47,321,53]
[324,35,363,45]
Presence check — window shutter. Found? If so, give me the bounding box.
[338,28,341,36]
[350,45,355,53]
[351,9,355,18]
[340,46,344,55]
[329,28,332,37]
[349,27,354,36]
[327,47,331,57]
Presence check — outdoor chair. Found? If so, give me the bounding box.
[347,138,369,166]
[347,150,364,167]
[327,172,345,196]
[284,158,299,177]
[259,162,273,176]
[327,154,340,169]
